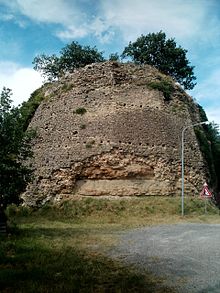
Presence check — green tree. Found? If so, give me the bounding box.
[33,54,60,81]
[59,42,105,72]
[109,52,120,62]
[33,41,105,81]
[0,87,34,209]
[196,105,220,203]
[122,31,196,90]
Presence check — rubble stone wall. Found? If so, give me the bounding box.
[22,62,207,206]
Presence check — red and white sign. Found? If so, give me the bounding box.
[200,182,212,198]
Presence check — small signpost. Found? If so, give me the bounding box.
[200,182,212,213]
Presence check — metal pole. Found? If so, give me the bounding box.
[205,198,207,214]
[181,121,208,216]
[181,127,185,216]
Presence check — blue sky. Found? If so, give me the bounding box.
[0,0,220,124]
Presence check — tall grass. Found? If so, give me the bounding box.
[7,196,219,225]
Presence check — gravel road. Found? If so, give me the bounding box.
[109,223,220,292]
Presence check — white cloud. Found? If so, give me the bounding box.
[99,0,220,44]
[16,0,82,25]
[0,61,43,106]
[2,0,220,46]
[56,25,88,40]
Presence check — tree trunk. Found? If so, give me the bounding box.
[0,208,7,235]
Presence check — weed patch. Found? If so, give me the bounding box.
[74,107,87,115]
[147,78,174,101]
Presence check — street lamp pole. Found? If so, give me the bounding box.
[181,121,208,216]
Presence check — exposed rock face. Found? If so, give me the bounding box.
[22,61,207,206]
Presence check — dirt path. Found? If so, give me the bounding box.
[108,223,220,292]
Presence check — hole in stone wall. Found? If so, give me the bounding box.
[73,131,78,135]
[140,105,143,108]
[119,141,122,143]
[128,142,132,144]
[123,103,126,106]
[139,142,142,146]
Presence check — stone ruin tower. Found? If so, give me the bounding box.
[22,61,208,206]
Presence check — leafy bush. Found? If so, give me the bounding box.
[19,87,45,130]
[147,78,174,101]
[195,105,220,200]
[80,124,86,129]
[74,107,87,115]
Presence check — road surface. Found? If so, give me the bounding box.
[109,223,220,292]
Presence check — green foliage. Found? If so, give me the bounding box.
[198,104,208,122]
[203,123,220,192]
[195,105,220,199]
[194,127,215,184]
[85,140,95,149]
[33,41,105,81]
[109,52,120,61]
[19,87,45,131]
[74,107,87,115]
[122,31,196,90]
[147,78,174,101]
[59,41,104,72]
[61,83,73,92]
[80,124,86,129]
[33,54,60,81]
[0,87,34,208]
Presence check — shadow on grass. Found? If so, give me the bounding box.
[0,227,175,293]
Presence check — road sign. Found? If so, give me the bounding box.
[200,182,212,198]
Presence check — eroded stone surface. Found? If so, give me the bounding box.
[22,61,208,206]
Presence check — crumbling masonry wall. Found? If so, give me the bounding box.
[22,62,207,206]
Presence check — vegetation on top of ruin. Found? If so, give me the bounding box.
[33,31,196,91]
[122,31,196,90]
[33,41,105,81]
[146,77,174,101]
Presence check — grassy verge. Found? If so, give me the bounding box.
[1,196,220,292]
